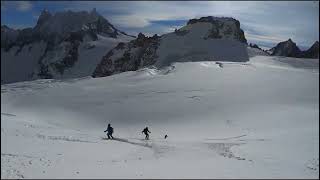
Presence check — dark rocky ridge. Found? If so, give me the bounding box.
[270,39,319,59]
[271,39,302,57]
[2,8,134,51]
[92,16,249,78]
[1,9,134,83]
[187,16,247,44]
[92,33,160,77]
[249,43,262,50]
[302,41,319,59]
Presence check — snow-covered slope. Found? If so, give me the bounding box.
[1,56,318,178]
[247,46,270,57]
[1,9,134,84]
[93,16,249,78]
[155,20,248,66]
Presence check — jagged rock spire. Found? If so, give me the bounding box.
[37,8,52,26]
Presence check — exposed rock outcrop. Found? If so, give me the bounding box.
[187,16,247,44]
[93,16,249,78]
[93,33,160,77]
[1,9,134,84]
[271,39,302,57]
[270,39,319,59]
[302,41,319,59]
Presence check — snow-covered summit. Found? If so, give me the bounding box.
[1,9,135,84]
[93,16,249,78]
[34,8,133,40]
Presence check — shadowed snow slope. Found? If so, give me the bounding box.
[155,22,249,67]
[1,56,319,178]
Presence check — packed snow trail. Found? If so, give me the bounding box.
[1,56,319,178]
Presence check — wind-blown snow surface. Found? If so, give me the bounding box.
[1,56,319,178]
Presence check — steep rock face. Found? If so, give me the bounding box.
[187,16,247,44]
[1,25,19,50]
[302,41,319,59]
[270,39,319,59]
[271,39,302,57]
[36,32,82,78]
[266,47,275,55]
[33,8,131,41]
[1,9,134,84]
[93,33,160,77]
[93,16,249,78]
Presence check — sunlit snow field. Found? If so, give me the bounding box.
[1,55,319,178]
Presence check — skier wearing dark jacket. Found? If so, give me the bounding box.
[142,127,151,140]
[104,124,114,139]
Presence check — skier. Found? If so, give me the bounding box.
[104,124,114,139]
[164,134,168,139]
[142,127,151,140]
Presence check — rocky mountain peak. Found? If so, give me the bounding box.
[92,16,249,78]
[137,33,147,40]
[271,38,301,57]
[1,25,10,30]
[285,38,297,46]
[187,16,238,26]
[302,41,319,58]
[36,9,52,27]
[270,39,319,59]
[311,41,319,48]
[90,8,99,17]
[185,16,247,44]
[1,9,134,51]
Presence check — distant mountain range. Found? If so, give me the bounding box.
[93,16,249,78]
[1,9,135,84]
[1,9,319,84]
[268,39,319,59]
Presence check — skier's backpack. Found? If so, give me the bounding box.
[109,127,114,133]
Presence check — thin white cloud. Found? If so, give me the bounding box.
[109,15,151,28]
[16,1,33,12]
[2,1,318,47]
[245,33,287,44]
[2,1,33,12]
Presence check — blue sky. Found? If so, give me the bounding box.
[1,1,319,49]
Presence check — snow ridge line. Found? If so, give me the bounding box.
[205,134,247,140]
